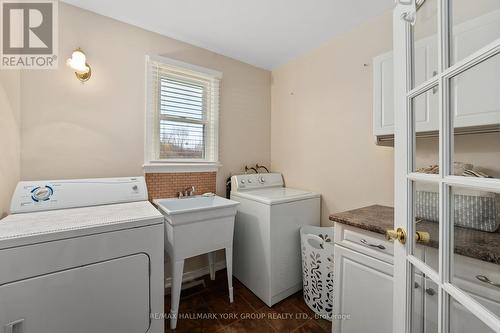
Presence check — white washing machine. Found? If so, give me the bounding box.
[230,173,320,306]
[0,177,164,333]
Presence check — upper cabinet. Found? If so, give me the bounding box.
[452,10,500,128]
[372,51,394,136]
[373,9,500,139]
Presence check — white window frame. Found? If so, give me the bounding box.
[144,55,222,173]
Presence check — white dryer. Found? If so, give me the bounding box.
[0,177,164,333]
[230,173,320,306]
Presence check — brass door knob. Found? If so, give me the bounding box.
[386,228,430,245]
[386,228,407,244]
[416,231,430,243]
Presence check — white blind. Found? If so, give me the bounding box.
[147,57,220,162]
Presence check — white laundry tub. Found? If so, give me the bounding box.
[154,195,239,330]
[300,225,335,321]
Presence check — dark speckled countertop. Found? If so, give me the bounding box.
[330,205,500,265]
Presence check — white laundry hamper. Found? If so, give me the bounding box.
[300,225,335,321]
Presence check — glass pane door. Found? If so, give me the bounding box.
[393,0,500,332]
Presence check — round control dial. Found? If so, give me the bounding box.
[31,186,54,202]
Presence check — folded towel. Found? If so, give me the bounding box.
[416,162,492,178]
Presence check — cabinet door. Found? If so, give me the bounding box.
[449,292,500,333]
[413,37,440,133]
[373,51,394,136]
[424,263,500,333]
[333,245,393,333]
[412,273,425,333]
[374,10,500,139]
[423,278,439,333]
[452,10,500,128]
[373,41,438,136]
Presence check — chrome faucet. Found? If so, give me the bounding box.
[177,186,195,198]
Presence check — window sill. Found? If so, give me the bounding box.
[143,162,221,173]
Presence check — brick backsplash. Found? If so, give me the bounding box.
[145,172,217,200]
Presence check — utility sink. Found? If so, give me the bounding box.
[154,195,239,225]
[153,195,239,329]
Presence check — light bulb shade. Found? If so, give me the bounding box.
[67,49,89,74]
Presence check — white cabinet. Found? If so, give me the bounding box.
[423,277,439,333]
[333,244,393,333]
[452,10,500,128]
[333,222,500,333]
[449,292,500,333]
[373,10,500,138]
[373,51,395,136]
[424,276,500,333]
[373,39,438,136]
[413,273,425,333]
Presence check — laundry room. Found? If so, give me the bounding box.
[1,1,499,333]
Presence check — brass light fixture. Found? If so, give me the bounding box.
[66,48,92,82]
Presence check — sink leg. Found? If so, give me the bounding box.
[170,259,184,329]
[208,252,216,280]
[225,246,234,303]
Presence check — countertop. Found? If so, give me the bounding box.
[329,205,500,265]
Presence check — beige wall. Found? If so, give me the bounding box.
[271,11,395,226]
[271,6,500,227]
[20,3,271,197]
[0,71,21,218]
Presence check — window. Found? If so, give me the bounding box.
[145,56,221,172]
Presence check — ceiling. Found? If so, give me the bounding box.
[62,0,394,70]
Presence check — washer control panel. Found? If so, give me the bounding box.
[10,177,147,214]
[231,173,284,191]
[31,185,54,202]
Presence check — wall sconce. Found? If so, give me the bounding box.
[66,48,92,82]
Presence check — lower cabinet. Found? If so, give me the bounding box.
[333,244,393,333]
[449,293,500,333]
[333,223,500,333]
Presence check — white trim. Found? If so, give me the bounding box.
[144,55,221,167]
[164,259,226,289]
[407,254,440,285]
[143,162,221,173]
[443,176,500,193]
[145,57,154,166]
[407,172,440,183]
[147,55,222,79]
[407,173,500,192]
[394,1,500,332]
[393,4,412,333]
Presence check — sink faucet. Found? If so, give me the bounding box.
[178,186,195,198]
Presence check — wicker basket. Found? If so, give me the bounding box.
[415,191,500,232]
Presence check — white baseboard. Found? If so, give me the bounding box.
[164,260,226,289]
